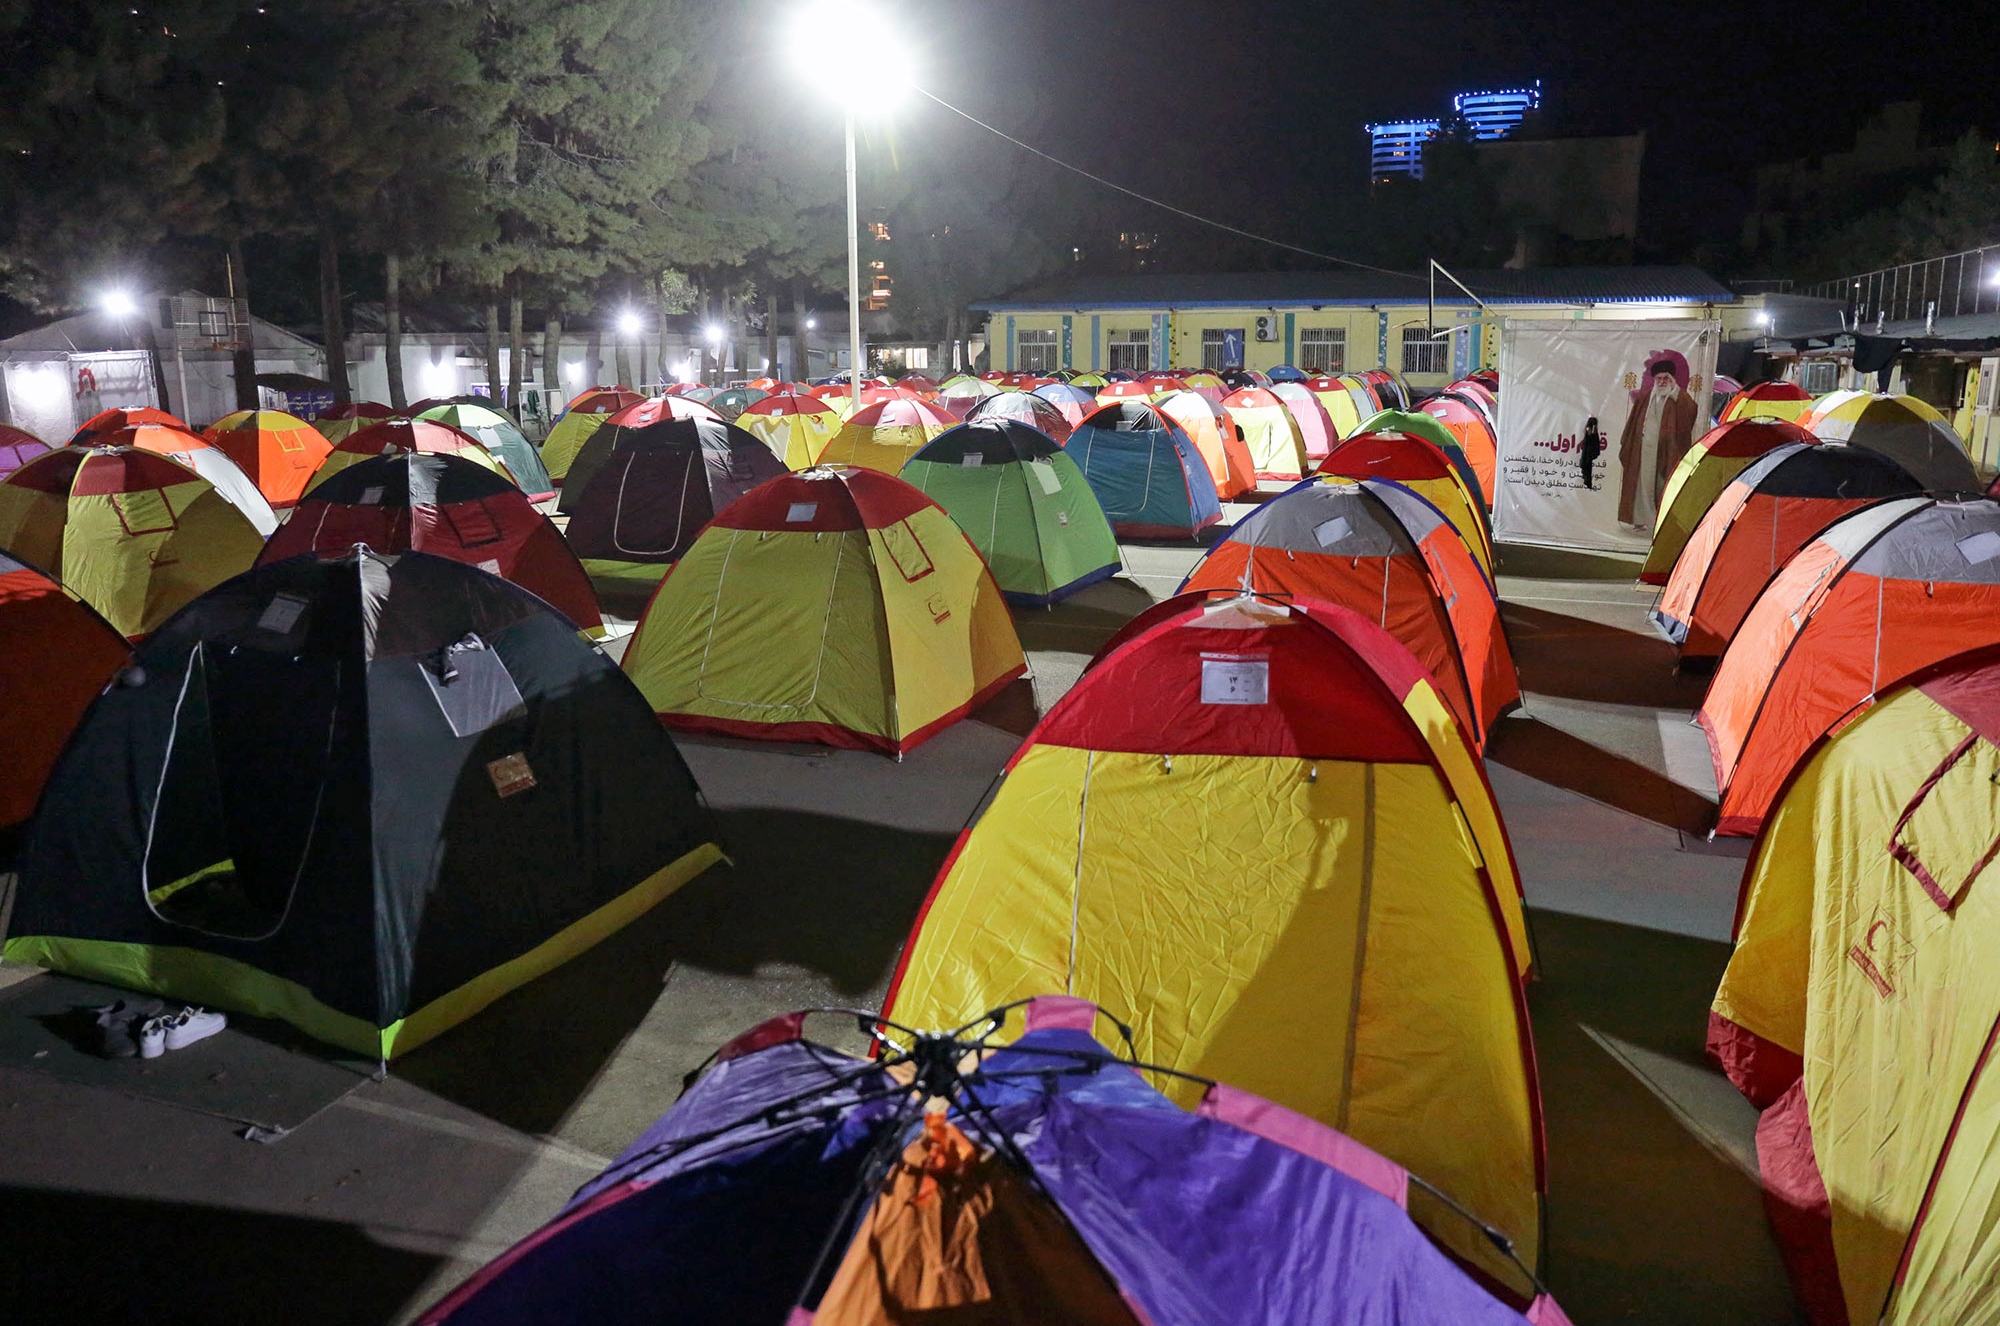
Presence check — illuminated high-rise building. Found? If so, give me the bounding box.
[1453,83,1542,140]
[1365,119,1443,182]
[1367,82,1543,182]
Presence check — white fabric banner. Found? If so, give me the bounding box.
[1493,319,1721,553]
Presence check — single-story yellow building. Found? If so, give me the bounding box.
[973,267,1797,392]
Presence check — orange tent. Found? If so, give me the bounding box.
[1319,430,1493,578]
[1154,389,1256,499]
[1700,495,2000,836]
[1641,418,1819,585]
[73,407,186,442]
[1418,394,1499,499]
[1720,380,1813,423]
[0,548,129,836]
[203,409,333,509]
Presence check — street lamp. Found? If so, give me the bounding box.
[101,289,138,320]
[616,310,643,337]
[790,2,913,413]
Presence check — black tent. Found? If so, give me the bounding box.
[562,416,786,577]
[4,547,721,1059]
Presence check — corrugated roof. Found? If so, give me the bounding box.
[973,266,1736,311]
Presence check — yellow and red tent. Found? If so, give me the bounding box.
[882,594,1540,1281]
[1319,431,1494,578]
[1221,386,1311,483]
[1640,417,1817,585]
[814,398,958,473]
[203,409,333,509]
[622,466,1025,755]
[1720,380,1813,423]
[312,402,396,445]
[540,389,645,486]
[0,446,265,638]
[735,391,841,469]
[308,418,508,494]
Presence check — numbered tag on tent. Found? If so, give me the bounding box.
[477,558,502,574]
[1201,653,1269,705]
[960,453,984,467]
[257,592,310,635]
[1313,516,1352,547]
[1958,531,2000,565]
[1029,460,1063,495]
[785,503,818,524]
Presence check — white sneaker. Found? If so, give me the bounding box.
[137,1018,167,1060]
[162,1007,226,1050]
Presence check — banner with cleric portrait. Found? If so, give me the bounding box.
[1491,319,1720,553]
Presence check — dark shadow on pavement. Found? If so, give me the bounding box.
[396,809,950,1135]
[1528,908,1803,1324]
[1504,602,1712,711]
[1497,544,1647,581]
[1010,575,1160,658]
[1489,716,1717,836]
[0,1185,442,1326]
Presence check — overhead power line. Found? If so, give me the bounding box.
[911,86,1418,281]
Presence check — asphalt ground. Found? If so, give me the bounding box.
[0,522,1800,1324]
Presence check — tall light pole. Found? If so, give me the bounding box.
[845,106,863,415]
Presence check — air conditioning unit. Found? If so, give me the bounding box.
[1254,316,1279,342]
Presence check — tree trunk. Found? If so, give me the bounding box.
[507,289,524,415]
[542,315,561,401]
[318,226,351,405]
[764,290,778,381]
[483,300,502,406]
[790,277,808,383]
[227,240,258,411]
[384,252,407,411]
[654,276,673,386]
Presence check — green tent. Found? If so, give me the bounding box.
[1356,409,1486,508]
[417,402,555,500]
[901,418,1121,605]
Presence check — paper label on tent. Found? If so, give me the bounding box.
[1957,531,2000,565]
[1029,460,1063,495]
[257,593,310,635]
[1313,516,1352,547]
[359,486,385,505]
[785,503,818,523]
[486,753,537,798]
[424,636,527,737]
[1200,653,1269,705]
[960,453,984,467]
[477,558,502,574]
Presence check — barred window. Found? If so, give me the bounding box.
[1401,326,1448,375]
[1299,327,1345,374]
[1016,328,1058,373]
[1107,329,1150,374]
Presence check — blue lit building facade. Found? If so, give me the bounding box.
[1367,82,1543,181]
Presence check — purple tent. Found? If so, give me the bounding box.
[421,996,1571,1326]
[0,428,53,482]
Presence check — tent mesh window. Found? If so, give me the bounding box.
[1299,327,1346,374]
[1401,326,1449,375]
[1107,329,1150,374]
[1016,329,1058,374]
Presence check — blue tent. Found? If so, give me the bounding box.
[1066,401,1224,540]
[1267,364,1308,382]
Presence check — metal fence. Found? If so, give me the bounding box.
[1801,245,2000,329]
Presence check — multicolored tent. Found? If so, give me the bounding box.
[539,389,645,486]
[900,419,1120,605]
[312,401,396,445]
[0,447,266,638]
[1181,477,1518,745]
[1651,443,1921,661]
[1357,409,1486,508]
[1065,402,1224,539]
[1155,389,1257,499]
[202,409,333,510]
[1320,430,1494,577]
[0,423,51,482]
[1179,368,1227,403]
[108,423,279,535]
[0,549,128,841]
[961,387,1075,445]
[73,406,186,442]
[815,398,959,473]
[1066,370,1109,389]
[563,416,787,586]
[707,386,768,420]
[1305,375,1367,439]
[1419,394,1500,501]
[1095,378,1169,406]
[420,998,1566,1326]
[1700,495,2000,836]
[735,392,842,468]
[5,547,720,1059]
[1720,380,1813,423]
[416,402,554,500]
[1220,387,1311,482]
[622,466,1025,755]
[556,397,726,513]
[1268,381,1339,466]
[261,451,603,634]
[1029,381,1098,428]
[1219,367,1273,391]
[1640,418,1818,585]
[883,595,1541,1281]
[1710,645,2000,1326]
[309,418,507,494]
[1798,390,1979,492]
[935,375,1004,416]
[1336,373,1386,418]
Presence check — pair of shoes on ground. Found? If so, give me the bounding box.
[93,999,226,1060]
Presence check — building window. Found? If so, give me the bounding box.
[1798,360,1840,395]
[1016,328,1059,373]
[1401,326,1448,375]
[1298,327,1345,374]
[1107,329,1150,374]
[1202,328,1245,373]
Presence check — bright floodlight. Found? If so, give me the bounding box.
[101,289,137,319]
[704,324,723,344]
[616,310,643,336]
[790,2,913,114]
[806,317,818,330]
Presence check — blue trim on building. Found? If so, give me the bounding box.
[1005,315,1015,372]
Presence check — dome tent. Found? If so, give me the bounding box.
[539,389,646,486]
[0,423,52,481]
[1320,429,1494,579]
[1720,380,1813,424]
[1221,386,1311,482]
[557,396,726,513]
[884,594,1541,1284]
[623,466,1026,755]
[1640,418,1817,586]
[735,391,841,468]
[261,451,604,635]
[561,415,787,586]
[108,422,280,535]
[203,409,333,509]
[313,401,396,445]
[1798,390,1978,493]
[416,402,554,500]
[899,419,1120,605]
[1155,388,1257,499]
[309,418,509,494]
[5,547,721,1060]
[1065,401,1224,540]
[815,397,959,473]
[962,386,1075,445]
[419,999,1566,1326]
